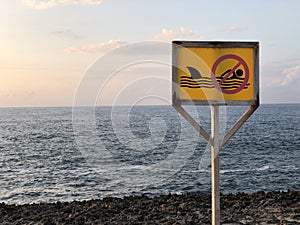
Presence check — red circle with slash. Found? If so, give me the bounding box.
[211,54,249,94]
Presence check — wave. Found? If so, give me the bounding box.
[180,80,213,85]
[180,85,215,89]
[199,165,299,174]
[180,76,250,90]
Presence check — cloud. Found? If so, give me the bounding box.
[223,25,247,33]
[64,28,201,54]
[64,40,127,54]
[153,27,203,41]
[281,65,300,86]
[51,29,82,40]
[22,0,102,9]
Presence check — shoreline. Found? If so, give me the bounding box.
[0,190,299,224]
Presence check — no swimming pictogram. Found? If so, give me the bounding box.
[211,54,250,94]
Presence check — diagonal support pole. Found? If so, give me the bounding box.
[172,103,212,145]
[220,104,259,148]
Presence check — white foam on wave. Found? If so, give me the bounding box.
[257,165,270,171]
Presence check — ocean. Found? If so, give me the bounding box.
[0,104,299,205]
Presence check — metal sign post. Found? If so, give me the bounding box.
[172,41,259,225]
[211,105,220,225]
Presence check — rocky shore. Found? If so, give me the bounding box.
[0,190,299,225]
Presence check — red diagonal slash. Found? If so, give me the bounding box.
[219,61,242,85]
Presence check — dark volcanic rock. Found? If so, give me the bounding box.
[0,191,299,224]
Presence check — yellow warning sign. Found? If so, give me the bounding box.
[173,41,259,105]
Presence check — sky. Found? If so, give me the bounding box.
[1,0,300,107]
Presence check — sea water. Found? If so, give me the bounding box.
[0,104,299,204]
